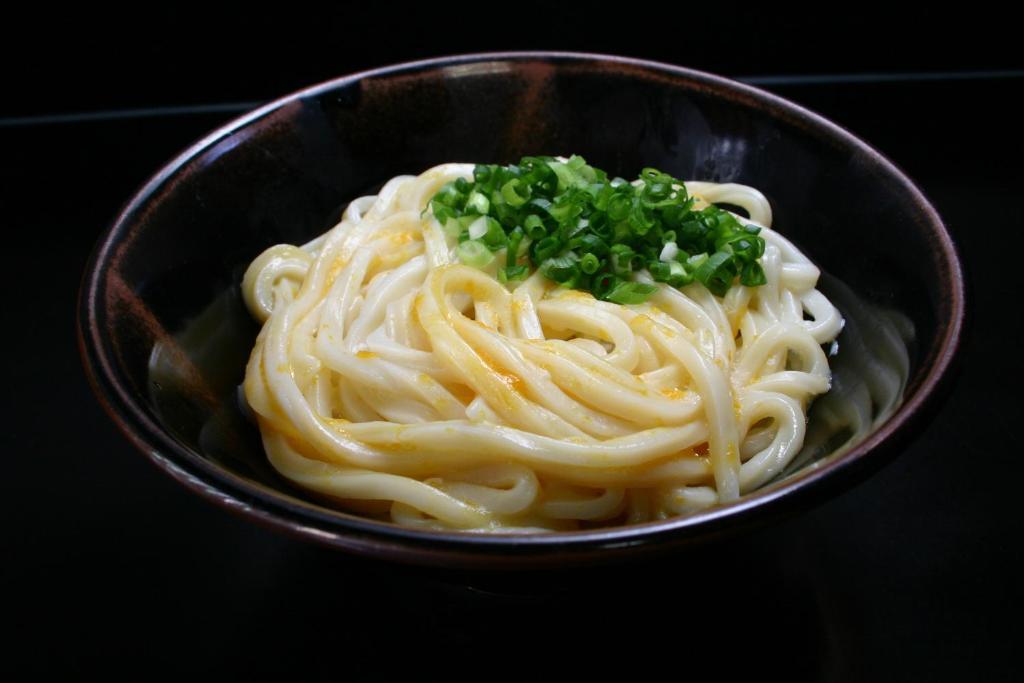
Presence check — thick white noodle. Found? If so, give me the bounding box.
[241,163,843,532]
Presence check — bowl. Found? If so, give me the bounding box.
[78,52,965,568]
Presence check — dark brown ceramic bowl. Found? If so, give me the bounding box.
[79,52,964,568]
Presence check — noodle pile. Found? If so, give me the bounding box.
[241,163,843,531]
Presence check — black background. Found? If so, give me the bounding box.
[4,7,1022,680]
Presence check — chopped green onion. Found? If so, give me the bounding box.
[540,254,579,282]
[648,260,671,282]
[607,194,631,221]
[501,179,530,207]
[456,240,495,269]
[466,191,489,215]
[569,233,609,256]
[740,261,767,287]
[533,236,561,262]
[523,214,546,240]
[592,273,618,300]
[481,217,507,251]
[606,281,658,305]
[610,244,636,276]
[430,155,768,303]
[507,228,524,268]
[667,260,693,287]
[695,252,737,297]
[468,216,489,240]
[499,264,529,283]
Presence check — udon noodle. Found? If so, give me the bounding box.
[241,163,843,531]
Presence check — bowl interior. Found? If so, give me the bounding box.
[83,54,957,556]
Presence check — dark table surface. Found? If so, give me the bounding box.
[4,69,1021,680]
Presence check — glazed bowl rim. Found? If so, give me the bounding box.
[78,51,966,561]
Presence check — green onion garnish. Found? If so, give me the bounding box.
[456,239,494,269]
[430,155,767,304]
